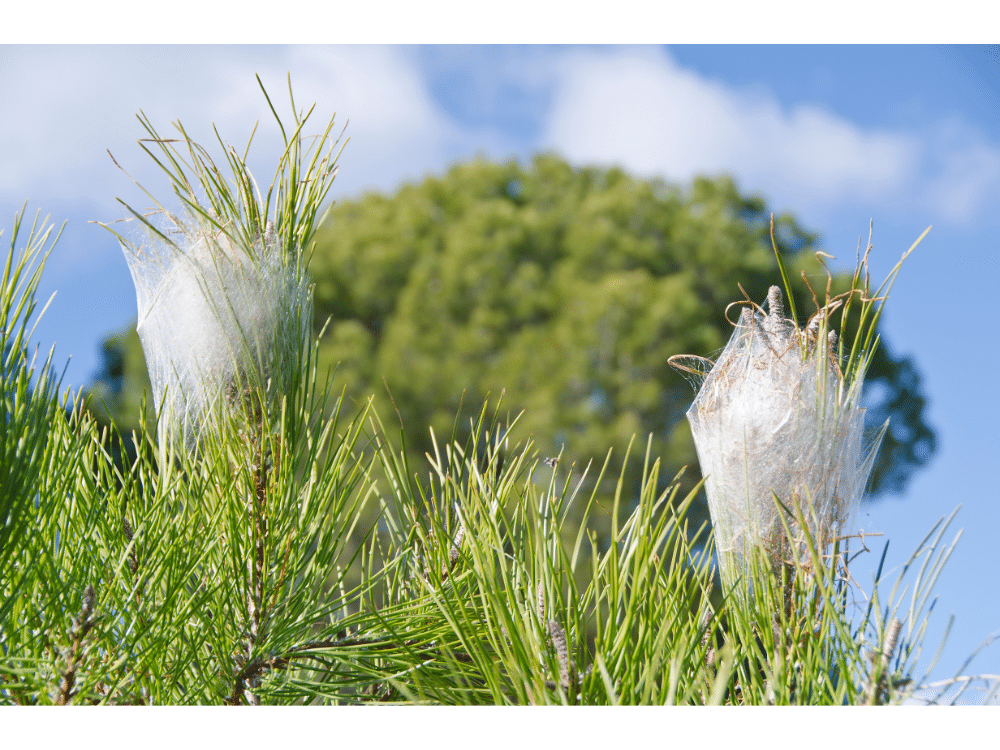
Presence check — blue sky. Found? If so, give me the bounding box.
[1,44,997,694]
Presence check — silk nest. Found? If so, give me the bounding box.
[685,286,885,585]
[122,217,310,455]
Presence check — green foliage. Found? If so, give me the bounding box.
[88,325,154,435]
[0,320,969,705]
[1,351,381,704]
[363,408,721,705]
[356,412,961,705]
[0,206,70,622]
[1,84,976,706]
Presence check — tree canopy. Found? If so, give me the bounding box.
[90,154,935,517]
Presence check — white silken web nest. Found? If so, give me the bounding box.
[122,216,310,456]
[679,286,886,590]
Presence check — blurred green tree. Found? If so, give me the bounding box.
[88,326,154,435]
[90,154,935,522]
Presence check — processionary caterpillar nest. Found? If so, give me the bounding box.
[673,286,885,588]
[122,216,309,455]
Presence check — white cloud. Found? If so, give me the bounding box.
[0,46,473,217]
[539,47,1000,225]
[3,44,997,238]
[918,119,1000,223]
[0,47,261,204]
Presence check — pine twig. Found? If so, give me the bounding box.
[57,585,97,706]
